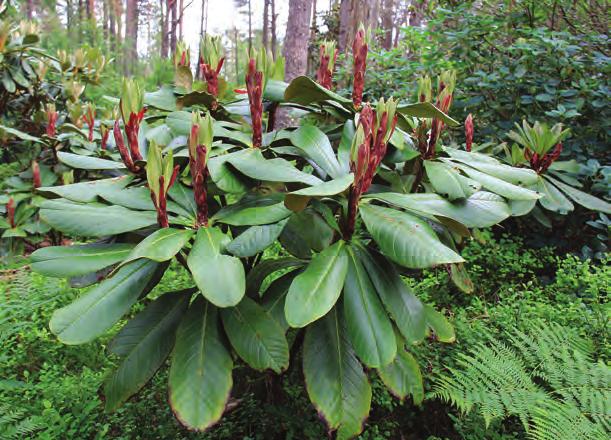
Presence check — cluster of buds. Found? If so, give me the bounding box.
[45,103,58,137]
[415,70,456,159]
[199,35,225,97]
[64,80,85,102]
[525,142,562,174]
[147,144,179,228]
[6,197,15,229]
[114,79,145,173]
[245,49,270,148]
[316,40,338,90]
[32,161,41,188]
[465,114,473,152]
[66,101,84,127]
[352,25,370,110]
[189,111,214,227]
[174,41,191,69]
[345,98,398,239]
[83,102,96,142]
[99,123,110,150]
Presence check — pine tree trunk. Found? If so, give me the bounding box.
[178,0,184,40]
[170,0,178,54]
[381,0,393,49]
[338,0,379,51]
[160,0,168,58]
[247,0,252,52]
[283,0,313,81]
[270,0,277,56]
[263,0,269,52]
[125,0,139,74]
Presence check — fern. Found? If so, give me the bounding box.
[0,404,43,439]
[432,323,611,440]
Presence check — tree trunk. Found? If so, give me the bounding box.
[408,0,427,27]
[125,0,139,74]
[25,0,34,19]
[247,0,252,52]
[263,0,269,52]
[179,0,184,40]
[381,0,393,49]
[311,0,317,28]
[270,0,277,56]
[197,0,206,78]
[283,0,313,82]
[170,0,178,54]
[233,26,239,83]
[113,0,123,46]
[102,0,109,42]
[160,0,168,58]
[338,0,379,51]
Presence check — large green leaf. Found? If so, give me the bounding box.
[397,102,459,126]
[58,151,126,170]
[424,160,480,200]
[378,337,424,404]
[364,191,511,228]
[208,153,250,194]
[187,227,245,307]
[509,199,537,217]
[282,208,334,253]
[536,176,573,213]
[303,308,371,440]
[40,200,158,237]
[99,186,191,217]
[263,79,288,102]
[213,194,292,226]
[358,249,426,344]
[545,175,611,214]
[169,297,233,431]
[444,149,538,185]
[360,204,463,268]
[443,146,500,164]
[30,243,134,278]
[49,259,159,344]
[453,163,542,200]
[123,228,193,264]
[424,304,455,343]
[226,219,288,257]
[290,125,344,178]
[260,271,298,331]
[0,124,42,142]
[338,120,355,174]
[344,247,396,368]
[245,257,305,296]
[285,174,354,212]
[221,296,289,373]
[284,75,352,106]
[225,149,322,185]
[284,240,348,328]
[168,182,198,216]
[37,176,133,203]
[104,290,191,411]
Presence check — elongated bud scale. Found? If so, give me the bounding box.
[316,41,338,90]
[246,57,263,148]
[45,103,58,137]
[465,114,473,152]
[352,25,369,110]
[200,35,225,97]
[113,120,137,173]
[32,161,41,188]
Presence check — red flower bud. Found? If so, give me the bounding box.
[465,114,473,152]
[201,57,225,97]
[6,197,15,229]
[46,110,58,137]
[125,109,145,162]
[246,58,263,148]
[316,43,338,90]
[32,161,41,188]
[352,29,368,110]
[84,107,95,142]
[113,120,138,173]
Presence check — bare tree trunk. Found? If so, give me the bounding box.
[102,0,109,42]
[233,26,239,83]
[197,0,206,79]
[179,0,184,40]
[381,0,393,49]
[311,0,317,28]
[283,0,313,81]
[113,0,123,46]
[25,0,34,18]
[263,0,269,51]
[408,0,428,27]
[338,0,379,51]
[247,0,252,52]
[125,0,139,74]
[271,0,277,56]
[160,0,168,58]
[170,0,178,54]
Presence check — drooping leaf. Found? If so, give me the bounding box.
[282,208,334,252]
[30,243,134,278]
[226,219,288,257]
[245,257,305,296]
[364,191,511,228]
[424,160,480,200]
[397,102,459,126]
[104,290,191,411]
[360,204,464,268]
[546,175,611,214]
[303,308,371,440]
[453,163,542,200]
[357,249,426,344]
[187,227,245,307]
[260,271,299,331]
[221,297,289,373]
[509,199,537,217]
[123,228,194,264]
[378,337,424,404]
[343,247,396,368]
[290,125,344,178]
[40,200,158,237]
[225,149,322,185]
[58,151,126,170]
[284,75,352,106]
[449,263,474,294]
[169,297,233,431]
[99,186,191,217]
[49,259,159,344]
[284,174,354,212]
[284,240,348,328]
[536,176,574,213]
[37,176,133,203]
[424,304,455,343]
[213,194,292,226]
